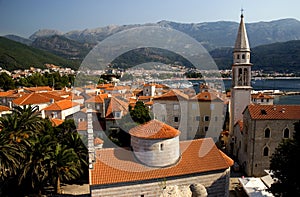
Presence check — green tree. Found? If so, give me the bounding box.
[269,121,300,196]
[27,73,47,87]
[19,124,54,195]
[0,129,24,180]
[56,119,88,174]
[0,72,15,90]
[129,101,152,124]
[47,143,81,194]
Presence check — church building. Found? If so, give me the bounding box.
[228,13,300,177]
[89,119,233,196]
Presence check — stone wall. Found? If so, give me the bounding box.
[131,136,180,167]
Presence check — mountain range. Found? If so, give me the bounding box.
[2,18,300,72]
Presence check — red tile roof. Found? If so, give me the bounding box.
[105,97,128,119]
[12,92,63,105]
[129,119,180,139]
[251,93,274,99]
[94,137,104,145]
[246,104,300,120]
[236,120,243,131]
[138,96,152,100]
[76,120,104,131]
[24,86,52,92]
[90,138,233,185]
[190,92,223,102]
[0,105,10,112]
[80,107,97,113]
[50,118,64,126]
[97,83,115,89]
[44,99,79,111]
[85,94,108,103]
[0,91,14,97]
[153,89,189,101]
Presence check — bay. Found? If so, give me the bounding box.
[189,78,300,105]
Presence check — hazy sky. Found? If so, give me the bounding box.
[0,0,299,38]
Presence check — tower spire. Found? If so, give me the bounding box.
[234,12,250,52]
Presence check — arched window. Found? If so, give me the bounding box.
[238,68,243,85]
[244,68,248,86]
[242,54,245,59]
[263,147,269,156]
[237,54,240,59]
[264,128,271,138]
[283,128,290,138]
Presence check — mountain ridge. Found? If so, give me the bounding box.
[2,18,300,73]
[0,36,80,71]
[24,18,300,49]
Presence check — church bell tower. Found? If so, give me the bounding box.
[230,12,252,132]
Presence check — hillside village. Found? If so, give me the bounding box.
[1,14,300,197]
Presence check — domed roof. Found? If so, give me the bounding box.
[129,119,180,139]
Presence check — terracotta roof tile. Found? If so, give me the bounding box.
[24,86,52,92]
[133,89,143,95]
[251,93,274,99]
[145,101,153,106]
[246,104,300,120]
[129,119,180,139]
[0,91,14,97]
[44,99,79,111]
[76,121,104,131]
[12,92,63,105]
[85,94,108,103]
[236,120,243,131]
[80,107,97,113]
[94,137,104,145]
[105,97,128,119]
[153,89,189,101]
[50,118,64,126]
[90,138,233,185]
[138,96,152,100]
[190,92,223,102]
[0,105,10,112]
[97,83,115,89]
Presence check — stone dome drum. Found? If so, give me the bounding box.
[129,119,181,167]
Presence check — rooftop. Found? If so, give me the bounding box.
[129,119,180,139]
[90,138,234,186]
[246,104,300,120]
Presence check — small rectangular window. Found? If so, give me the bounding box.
[96,104,100,110]
[174,116,179,122]
[195,116,200,121]
[204,116,210,121]
[173,104,179,110]
[114,111,122,118]
[160,143,164,151]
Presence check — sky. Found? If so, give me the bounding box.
[0,0,300,38]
